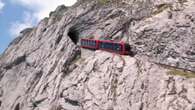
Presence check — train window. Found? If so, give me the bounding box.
[102,42,105,48]
[92,41,94,46]
[85,40,87,46]
[108,43,112,50]
[105,43,110,49]
[93,41,96,46]
[101,42,114,50]
[91,41,93,45]
[81,40,83,45]
[90,41,92,46]
[104,43,108,49]
[100,42,104,48]
[104,43,107,49]
[89,41,91,45]
[113,44,117,51]
[100,42,102,48]
[105,42,112,50]
[113,43,121,51]
[85,40,88,46]
[110,43,113,50]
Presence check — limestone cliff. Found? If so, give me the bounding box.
[0,0,195,110]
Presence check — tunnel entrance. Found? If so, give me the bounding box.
[14,103,20,110]
[68,27,79,44]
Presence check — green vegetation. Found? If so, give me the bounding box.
[178,0,188,4]
[71,54,82,64]
[167,69,195,78]
[70,53,87,65]
[98,0,110,5]
[153,4,172,15]
[87,35,94,39]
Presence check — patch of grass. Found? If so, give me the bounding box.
[152,4,172,15]
[178,0,188,4]
[98,0,110,5]
[71,54,81,64]
[167,69,195,78]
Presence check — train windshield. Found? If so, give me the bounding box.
[113,43,121,51]
[100,42,121,51]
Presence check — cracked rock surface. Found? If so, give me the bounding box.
[0,0,195,110]
[60,51,195,110]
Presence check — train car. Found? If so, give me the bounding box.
[80,39,98,50]
[98,40,131,55]
[81,38,132,55]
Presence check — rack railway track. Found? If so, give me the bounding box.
[153,62,195,73]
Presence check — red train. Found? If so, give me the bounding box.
[81,38,133,55]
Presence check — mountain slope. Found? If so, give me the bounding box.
[0,0,195,110]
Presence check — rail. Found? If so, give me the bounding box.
[153,62,195,73]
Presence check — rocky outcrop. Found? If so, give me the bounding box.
[0,0,195,110]
[130,0,195,71]
[59,51,195,110]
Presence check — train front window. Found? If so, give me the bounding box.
[118,45,122,51]
[113,43,121,51]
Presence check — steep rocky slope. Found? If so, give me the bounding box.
[0,0,195,110]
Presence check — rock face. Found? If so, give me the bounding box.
[0,0,195,110]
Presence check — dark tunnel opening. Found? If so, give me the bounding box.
[68,27,79,44]
[14,103,20,110]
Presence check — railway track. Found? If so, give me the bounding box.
[153,62,195,73]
